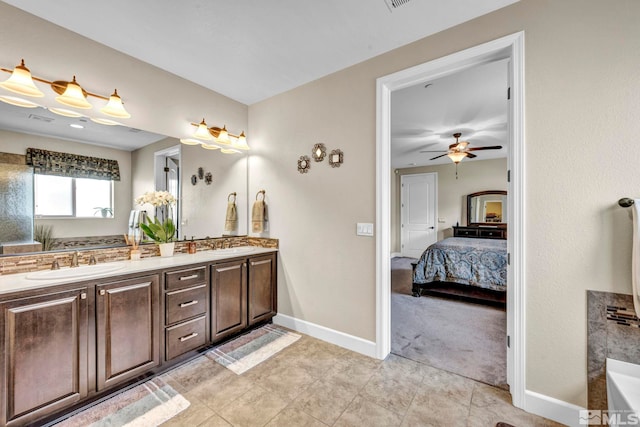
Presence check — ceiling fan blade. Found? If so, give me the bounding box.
[466,145,503,151]
[429,153,448,161]
[466,153,477,159]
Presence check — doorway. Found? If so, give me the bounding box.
[154,145,181,238]
[376,32,525,407]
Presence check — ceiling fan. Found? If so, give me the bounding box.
[420,132,503,164]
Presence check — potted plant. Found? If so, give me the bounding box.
[135,190,177,256]
[93,207,113,218]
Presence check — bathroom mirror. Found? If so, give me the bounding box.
[0,101,248,255]
[467,190,507,225]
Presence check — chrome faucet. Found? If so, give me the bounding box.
[51,259,60,270]
[70,251,79,268]
[89,254,97,265]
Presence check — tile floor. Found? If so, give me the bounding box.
[159,332,564,427]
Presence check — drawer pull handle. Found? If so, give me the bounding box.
[179,300,198,308]
[179,332,198,342]
[179,274,199,281]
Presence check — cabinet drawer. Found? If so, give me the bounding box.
[166,316,207,360]
[166,285,207,325]
[454,228,478,237]
[479,229,503,239]
[165,266,206,290]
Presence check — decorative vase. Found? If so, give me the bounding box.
[158,242,175,257]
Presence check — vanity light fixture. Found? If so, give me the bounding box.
[183,119,250,153]
[0,59,132,120]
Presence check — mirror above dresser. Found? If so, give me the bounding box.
[453,190,507,240]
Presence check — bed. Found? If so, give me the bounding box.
[411,237,507,306]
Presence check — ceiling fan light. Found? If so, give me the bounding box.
[100,89,131,118]
[55,76,92,109]
[447,151,468,163]
[193,118,213,140]
[0,60,45,98]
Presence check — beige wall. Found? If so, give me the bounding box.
[0,129,131,238]
[249,0,640,407]
[391,158,507,251]
[3,0,640,409]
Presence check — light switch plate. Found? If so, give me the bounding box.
[357,223,374,236]
[438,218,446,223]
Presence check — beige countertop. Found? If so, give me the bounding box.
[0,246,277,296]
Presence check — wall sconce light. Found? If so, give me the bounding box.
[0,59,131,121]
[180,119,250,154]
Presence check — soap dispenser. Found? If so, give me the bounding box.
[188,237,197,254]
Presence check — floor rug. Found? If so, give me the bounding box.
[56,377,189,427]
[391,257,508,389]
[207,324,301,374]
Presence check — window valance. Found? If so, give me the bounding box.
[25,148,121,181]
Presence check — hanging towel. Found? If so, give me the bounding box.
[252,199,265,233]
[631,199,640,318]
[224,201,238,233]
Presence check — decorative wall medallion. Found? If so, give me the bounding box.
[205,172,212,185]
[312,143,326,162]
[198,167,204,180]
[191,174,198,185]
[298,155,311,174]
[328,149,344,168]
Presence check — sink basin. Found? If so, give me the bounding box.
[26,263,126,280]
[606,358,640,425]
[210,246,255,256]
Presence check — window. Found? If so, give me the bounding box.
[34,175,114,218]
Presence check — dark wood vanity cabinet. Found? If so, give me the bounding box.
[0,287,88,427]
[96,275,160,391]
[164,266,209,361]
[248,253,277,326]
[0,250,277,426]
[211,259,248,341]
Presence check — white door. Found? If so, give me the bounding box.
[401,173,437,258]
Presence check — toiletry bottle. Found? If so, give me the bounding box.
[188,237,197,254]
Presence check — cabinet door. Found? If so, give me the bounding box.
[96,275,160,391]
[248,254,277,326]
[0,287,88,427]
[211,259,247,341]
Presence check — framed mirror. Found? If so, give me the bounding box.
[467,190,507,226]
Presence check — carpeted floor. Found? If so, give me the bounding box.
[391,256,508,389]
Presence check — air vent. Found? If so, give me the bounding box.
[28,114,54,123]
[384,0,411,11]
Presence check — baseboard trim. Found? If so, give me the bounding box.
[524,389,585,427]
[272,314,378,358]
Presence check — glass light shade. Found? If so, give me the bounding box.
[49,107,84,118]
[0,95,39,108]
[234,132,250,150]
[180,138,202,146]
[0,60,44,97]
[100,89,131,118]
[216,125,230,143]
[193,119,213,140]
[55,77,92,109]
[202,143,222,150]
[91,117,122,126]
[221,148,241,154]
[447,152,468,163]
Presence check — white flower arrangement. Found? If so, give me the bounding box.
[135,191,177,243]
[135,190,176,207]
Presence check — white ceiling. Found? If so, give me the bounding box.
[391,58,509,169]
[2,0,519,106]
